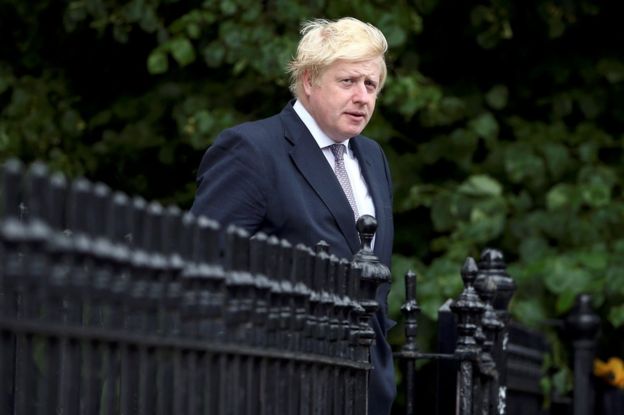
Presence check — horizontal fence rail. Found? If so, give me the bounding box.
[0,160,391,415]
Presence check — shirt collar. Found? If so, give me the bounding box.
[293,100,352,153]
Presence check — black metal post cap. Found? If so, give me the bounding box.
[565,293,601,342]
[356,214,376,250]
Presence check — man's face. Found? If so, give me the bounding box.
[302,58,382,142]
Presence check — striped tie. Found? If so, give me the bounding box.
[329,144,359,220]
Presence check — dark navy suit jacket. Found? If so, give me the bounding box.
[191,101,396,414]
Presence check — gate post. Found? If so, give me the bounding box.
[565,293,600,415]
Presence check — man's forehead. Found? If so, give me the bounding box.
[331,60,382,76]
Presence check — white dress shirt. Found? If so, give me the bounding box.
[293,100,377,225]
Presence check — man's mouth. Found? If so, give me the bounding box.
[345,111,366,120]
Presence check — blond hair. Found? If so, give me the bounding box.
[287,17,388,98]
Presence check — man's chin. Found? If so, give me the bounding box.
[347,127,366,137]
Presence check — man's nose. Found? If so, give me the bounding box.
[352,81,371,103]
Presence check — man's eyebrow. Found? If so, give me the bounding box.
[336,71,373,78]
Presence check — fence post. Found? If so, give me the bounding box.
[85,181,113,415]
[0,161,23,415]
[451,257,485,415]
[17,163,56,415]
[475,273,503,415]
[277,239,294,414]
[435,299,458,415]
[477,248,516,414]
[61,177,95,415]
[312,241,331,415]
[41,169,69,415]
[565,293,600,415]
[290,243,312,415]
[301,246,317,415]
[193,215,224,414]
[351,214,392,415]
[193,215,224,342]
[351,215,391,348]
[400,270,420,415]
[0,160,26,415]
[223,225,254,415]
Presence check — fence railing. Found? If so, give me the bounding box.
[0,160,393,415]
[0,159,603,415]
[396,250,515,415]
[394,246,603,415]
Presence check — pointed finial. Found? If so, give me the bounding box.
[356,215,376,252]
[460,257,479,288]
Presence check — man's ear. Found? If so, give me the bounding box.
[302,70,313,96]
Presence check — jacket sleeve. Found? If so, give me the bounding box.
[190,128,269,234]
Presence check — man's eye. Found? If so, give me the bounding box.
[341,79,353,85]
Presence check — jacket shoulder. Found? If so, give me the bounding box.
[208,113,283,153]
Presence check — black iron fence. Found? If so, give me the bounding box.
[0,160,391,415]
[0,159,606,414]
[395,250,603,415]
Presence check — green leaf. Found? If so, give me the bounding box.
[381,74,443,120]
[220,0,238,15]
[400,184,436,210]
[203,42,225,67]
[147,50,168,74]
[576,250,608,271]
[546,184,576,211]
[605,266,624,296]
[461,208,505,242]
[580,182,611,207]
[504,144,545,185]
[540,376,552,402]
[138,5,159,33]
[0,65,13,94]
[608,304,624,328]
[551,367,573,395]
[421,96,466,127]
[541,142,571,180]
[458,174,502,197]
[544,257,592,296]
[556,290,576,314]
[512,299,547,326]
[518,237,550,262]
[430,192,457,232]
[469,112,499,141]
[186,23,201,39]
[378,13,407,47]
[169,37,196,67]
[597,58,624,83]
[485,85,508,110]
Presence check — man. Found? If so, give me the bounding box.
[191,17,395,414]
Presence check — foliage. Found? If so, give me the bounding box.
[2,0,624,404]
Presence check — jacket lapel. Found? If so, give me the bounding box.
[350,138,388,259]
[280,104,360,254]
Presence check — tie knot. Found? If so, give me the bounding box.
[329,144,346,161]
